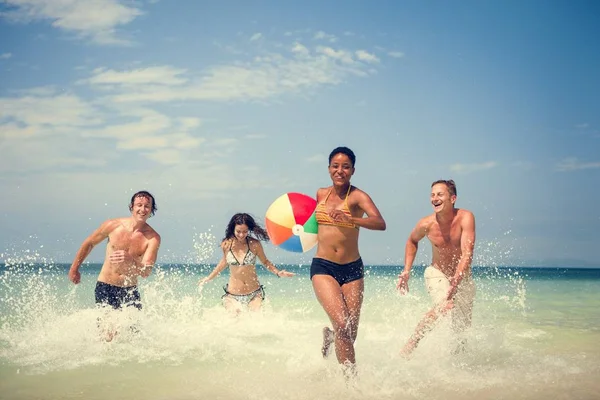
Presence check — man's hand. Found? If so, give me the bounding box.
[68,269,81,284]
[397,271,410,294]
[446,276,460,300]
[109,250,133,265]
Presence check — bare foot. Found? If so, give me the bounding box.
[321,327,334,358]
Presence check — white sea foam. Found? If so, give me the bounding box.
[1,245,600,399]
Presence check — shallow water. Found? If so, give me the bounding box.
[1,263,599,399]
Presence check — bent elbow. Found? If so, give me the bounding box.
[379,219,387,231]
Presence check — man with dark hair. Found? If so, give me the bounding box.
[397,180,476,356]
[68,191,161,341]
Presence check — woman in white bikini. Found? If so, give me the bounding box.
[199,213,294,312]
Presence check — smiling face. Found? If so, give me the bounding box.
[130,195,153,222]
[328,153,355,187]
[430,183,456,214]
[234,224,249,242]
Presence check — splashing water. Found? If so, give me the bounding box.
[1,239,599,400]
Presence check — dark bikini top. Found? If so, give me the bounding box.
[226,237,257,266]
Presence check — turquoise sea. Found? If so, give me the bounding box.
[1,261,599,400]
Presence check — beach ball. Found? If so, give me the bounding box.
[265,193,318,253]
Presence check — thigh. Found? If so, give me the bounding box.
[312,274,349,328]
[248,289,264,311]
[424,268,450,305]
[341,278,364,325]
[452,279,475,323]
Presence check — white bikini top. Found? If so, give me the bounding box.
[226,238,257,266]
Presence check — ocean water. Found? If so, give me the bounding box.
[1,260,599,400]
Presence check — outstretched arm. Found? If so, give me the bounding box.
[397,219,428,294]
[68,219,118,284]
[447,212,475,300]
[199,242,230,284]
[253,241,294,277]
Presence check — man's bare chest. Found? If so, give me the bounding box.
[109,230,148,255]
[427,226,462,248]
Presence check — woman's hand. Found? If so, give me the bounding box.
[276,270,295,278]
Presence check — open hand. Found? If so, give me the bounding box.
[397,271,410,294]
[277,270,295,278]
[198,277,210,285]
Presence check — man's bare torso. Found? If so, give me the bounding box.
[97,218,156,287]
[424,209,470,278]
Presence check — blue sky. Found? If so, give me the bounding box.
[0,0,599,267]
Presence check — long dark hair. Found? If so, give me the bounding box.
[222,213,269,242]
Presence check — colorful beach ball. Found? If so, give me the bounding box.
[265,193,318,253]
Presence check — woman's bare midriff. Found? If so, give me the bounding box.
[315,226,361,264]
[227,265,261,295]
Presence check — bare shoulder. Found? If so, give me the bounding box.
[457,209,475,222]
[102,218,124,233]
[140,222,160,241]
[418,214,436,231]
[350,185,364,196]
[248,237,264,252]
[349,186,372,202]
[220,239,231,251]
[316,186,331,201]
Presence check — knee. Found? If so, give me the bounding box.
[332,317,354,341]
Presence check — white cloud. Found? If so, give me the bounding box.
[0,90,102,129]
[575,123,589,129]
[173,135,204,149]
[0,52,12,59]
[556,157,600,172]
[450,161,497,174]
[0,88,206,170]
[143,149,182,165]
[313,30,337,42]
[179,117,202,130]
[355,50,380,63]
[291,42,309,56]
[317,46,354,64]
[0,0,143,45]
[388,51,404,58]
[0,35,393,176]
[249,32,262,41]
[117,135,169,150]
[87,42,377,103]
[84,66,188,86]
